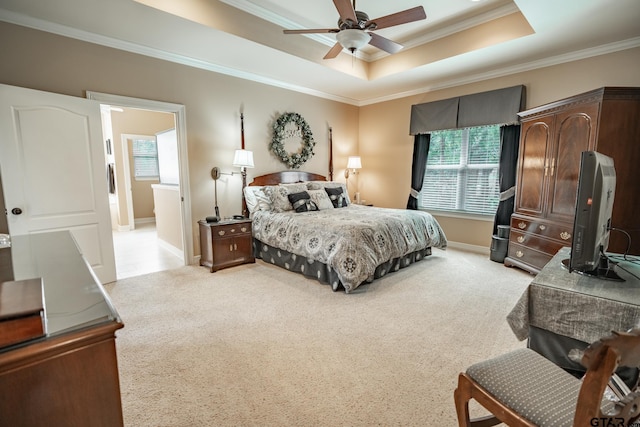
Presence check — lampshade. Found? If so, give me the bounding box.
[347,156,362,170]
[232,149,254,168]
[336,29,371,52]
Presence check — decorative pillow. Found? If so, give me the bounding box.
[307,189,334,210]
[263,185,293,212]
[278,182,308,193]
[306,181,326,191]
[287,191,318,213]
[244,186,272,213]
[325,186,348,208]
[308,181,352,204]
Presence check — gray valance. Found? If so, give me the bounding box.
[410,85,526,135]
[409,97,458,136]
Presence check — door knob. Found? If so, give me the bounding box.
[11,207,22,215]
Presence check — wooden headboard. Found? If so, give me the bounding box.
[249,171,327,186]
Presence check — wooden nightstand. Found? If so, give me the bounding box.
[198,219,255,272]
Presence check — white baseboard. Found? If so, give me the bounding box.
[135,217,155,225]
[157,238,184,260]
[445,241,490,255]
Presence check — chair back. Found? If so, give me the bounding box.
[574,328,640,425]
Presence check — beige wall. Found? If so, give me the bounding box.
[359,47,640,249]
[1,21,639,253]
[0,22,358,258]
[111,108,175,225]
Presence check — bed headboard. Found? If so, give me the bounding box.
[249,171,327,186]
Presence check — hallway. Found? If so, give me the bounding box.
[112,222,183,280]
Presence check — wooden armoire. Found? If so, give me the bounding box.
[504,87,640,274]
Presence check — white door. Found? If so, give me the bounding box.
[0,84,116,284]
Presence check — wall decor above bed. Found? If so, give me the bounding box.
[270,112,315,169]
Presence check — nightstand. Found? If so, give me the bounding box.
[198,219,255,272]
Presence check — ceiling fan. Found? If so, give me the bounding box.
[283,0,427,59]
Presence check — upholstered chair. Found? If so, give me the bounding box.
[454,329,640,426]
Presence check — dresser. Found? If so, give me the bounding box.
[504,87,640,274]
[199,218,255,272]
[0,232,124,426]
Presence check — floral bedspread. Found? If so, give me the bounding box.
[252,205,447,292]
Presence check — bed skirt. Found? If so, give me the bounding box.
[253,238,432,292]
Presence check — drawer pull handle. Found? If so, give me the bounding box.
[560,231,571,240]
[234,243,238,251]
[218,230,226,236]
[229,244,233,252]
[539,225,546,231]
[517,236,525,243]
[230,228,236,233]
[518,222,526,229]
[516,250,524,258]
[241,227,247,232]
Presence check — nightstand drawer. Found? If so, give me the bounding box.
[213,223,251,237]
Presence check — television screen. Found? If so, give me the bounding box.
[562,151,623,281]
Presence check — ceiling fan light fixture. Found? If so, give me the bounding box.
[336,29,371,52]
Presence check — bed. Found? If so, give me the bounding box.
[245,171,447,293]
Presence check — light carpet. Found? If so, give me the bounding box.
[104,248,533,426]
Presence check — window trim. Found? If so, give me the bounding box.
[419,124,501,216]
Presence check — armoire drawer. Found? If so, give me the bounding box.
[507,243,554,272]
[510,215,573,243]
[509,229,567,256]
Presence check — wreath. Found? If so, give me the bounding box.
[270,112,315,169]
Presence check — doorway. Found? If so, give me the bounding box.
[87,91,193,279]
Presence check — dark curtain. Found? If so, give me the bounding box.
[406,133,431,210]
[492,124,521,234]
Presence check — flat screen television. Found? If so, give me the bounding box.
[561,151,623,281]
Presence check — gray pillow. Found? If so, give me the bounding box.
[325,187,348,208]
[287,191,318,212]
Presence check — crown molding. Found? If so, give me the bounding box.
[359,36,640,106]
[1,8,638,108]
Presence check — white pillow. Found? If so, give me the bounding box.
[244,186,272,213]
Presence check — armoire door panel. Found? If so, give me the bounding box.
[515,117,552,216]
[546,103,599,222]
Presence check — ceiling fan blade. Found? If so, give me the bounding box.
[368,32,403,54]
[323,42,344,59]
[284,28,339,34]
[333,0,357,23]
[366,6,426,31]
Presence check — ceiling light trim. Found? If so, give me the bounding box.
[366,3,521,62]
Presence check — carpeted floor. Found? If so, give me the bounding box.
[104,248,533,426]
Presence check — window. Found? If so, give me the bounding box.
[419,125,501,216]
[132,138,159,180]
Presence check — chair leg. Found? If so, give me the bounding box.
[455,373,501,427]
[454,373,473,427]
